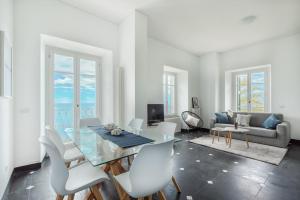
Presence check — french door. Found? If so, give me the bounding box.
[233,67,270,112]
[48,47,101,136]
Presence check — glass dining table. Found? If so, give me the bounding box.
[65,127,177,166]
[64,126,181,200]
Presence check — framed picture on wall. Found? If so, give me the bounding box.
[192,97,199,108]
[0,31,13,97]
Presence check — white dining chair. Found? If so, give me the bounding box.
[128,118,144,132]
[39,136,109,200]
[45,126,85,167]
[80,118,102,128]
[114,140,174,199]
[156,122,181,194]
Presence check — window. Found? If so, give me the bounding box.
[233,66,271,112]
[163,72,176,116]
[48,47,101,136]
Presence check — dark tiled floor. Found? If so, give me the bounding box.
[3,131,300,200]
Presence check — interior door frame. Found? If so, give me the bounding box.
[46,46,102,131]
[232,65,271,112]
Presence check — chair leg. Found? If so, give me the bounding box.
[90,185,104,200]
[172,176,181,193]
[127,156,131,166]
[56,195,64,200]
[77,157,84,164]
[68,194,75,200]
[147,195,153,200]
[65,162,71,168]
[158,191,167,200]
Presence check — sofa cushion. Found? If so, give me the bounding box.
[186,114,200,127]
[215,112,230,124]
[236,114,251,126]
[232,112,283,127]
[262,114,281,129]
[247,126,277,138]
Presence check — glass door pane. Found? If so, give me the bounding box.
[53,54,74,137]
[236,74,248,112]
[79,58,97,119]
[250,72,265,112]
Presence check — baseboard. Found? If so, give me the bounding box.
[14,162,42,173]
[181,128,209,133]
[290,139,300,145]
[1,162,42,200]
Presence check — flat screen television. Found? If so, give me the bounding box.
[147,104,164,126]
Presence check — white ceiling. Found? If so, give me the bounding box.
[60,0,300,55]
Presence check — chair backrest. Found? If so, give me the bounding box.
[45,126,65,156]
[39,136,69,195]
[80,118,102,128]
[157,122,177,136]
[128,118,144,131]
[129,140,174,197]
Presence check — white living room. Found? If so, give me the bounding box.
[1,0,300,200]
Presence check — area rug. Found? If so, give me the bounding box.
[190,135,287,165]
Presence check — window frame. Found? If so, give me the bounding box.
[46,46,102,131]
[232,66,271,113]
[163,71,177,117]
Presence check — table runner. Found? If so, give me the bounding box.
[89,126,154,148]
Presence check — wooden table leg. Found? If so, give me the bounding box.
[229,131,232,148]
[212,130,216,144]
[83,190,95,200]
[109,161,130,200]
[90,185,104,200]
[158,190,167,200]
[245,134,249,148]
[67,194,75,200]
[218,131,220,142]
[172,176,181,193]
[56,195,64,200]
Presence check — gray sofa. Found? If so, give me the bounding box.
[210,112,291,148]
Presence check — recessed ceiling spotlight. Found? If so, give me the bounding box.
[241,15,257,24]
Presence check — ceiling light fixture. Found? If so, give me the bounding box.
[241,15,257,24]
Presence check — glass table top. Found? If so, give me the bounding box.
[65,127,178,166]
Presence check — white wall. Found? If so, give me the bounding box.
[0,0,14,198]
[118,13,135,127]
[219,33,300,139]
[198,52,220,128]
[135,12,148,123]
[147,38,201,115]
[14,0,118,167]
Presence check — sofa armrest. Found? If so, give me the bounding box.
[210,118,216,129]
[276,121,291,146]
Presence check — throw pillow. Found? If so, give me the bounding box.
[236,114,251,126]
[215,112,230,124]
[186,115,200,127]
[262,114,281,129]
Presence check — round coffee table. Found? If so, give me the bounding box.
[210,127,228,144]
[224,127,250,148]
